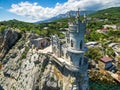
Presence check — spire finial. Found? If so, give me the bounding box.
[84,12,86,19]
[67,11,71,18]
[84,12,87,23]
[76,8,80,18]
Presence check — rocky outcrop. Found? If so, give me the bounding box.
[0,33,3,45]
[0,35,60,90]
[0,29,21,60]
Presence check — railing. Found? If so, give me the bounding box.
[49,53,88,72]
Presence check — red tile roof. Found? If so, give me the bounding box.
[100,56,112,63]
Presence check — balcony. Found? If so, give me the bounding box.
[67,48,84,54]
[69,25,77,31]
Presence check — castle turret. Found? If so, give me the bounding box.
[67,9,86,67]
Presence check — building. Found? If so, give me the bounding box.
[98,56,113,70]
[108,43,120,56]
[51,10,89,90]
[103,25,116,29]
[103,24,120,30]
[30,38,49,49]
[96,28,108,34]
[116,25,120,30]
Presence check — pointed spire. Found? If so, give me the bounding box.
[75,8,80,25]
[84,12,87,23]
[67,11,72,24]
[67,11,71,18]
[84,13,86,18]
[76,8,80,18]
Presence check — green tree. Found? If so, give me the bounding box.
[85,47,102,62]
[0,25,6,33]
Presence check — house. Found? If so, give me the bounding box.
[86,42,99,47]
[98,56,113,70]
[103,25,116,29]
[108,43,119,47]
[96,28,108,34]
[30,38,49,49]
[116,25,120,30]
[108,43,120,56]
[43,27,49,29]
[113,46,120,56]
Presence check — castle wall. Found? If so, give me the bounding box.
[51,9,89,90]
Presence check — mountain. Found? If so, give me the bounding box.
[35,10,96,24]
[35,7,120,24]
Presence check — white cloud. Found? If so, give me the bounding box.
[8,0,120,22]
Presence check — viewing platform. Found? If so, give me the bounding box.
[37,45,88,72]
[49,53,88,72]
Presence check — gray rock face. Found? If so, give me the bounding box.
[0,35,60,90]
[0,33,3,45]
[0,31,88,90]
[0,29,21,60]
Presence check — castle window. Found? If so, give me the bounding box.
[79,57,82,66]
[71,40,73,47]
[66,53,68,59]
[80,40,82,49]
[67,39,70,43]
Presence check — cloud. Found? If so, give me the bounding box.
[8,0,120,22]
[0,7,3,9]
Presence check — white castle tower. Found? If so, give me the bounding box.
[66,9,89,90]
[51,9,89,90]
[67,10,86,66]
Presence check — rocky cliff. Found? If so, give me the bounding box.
[0,29,89,90]
[0,30,61,90]
[0,29,21,60]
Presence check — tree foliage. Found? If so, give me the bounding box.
[85,47,102,62]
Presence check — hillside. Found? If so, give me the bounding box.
[90,7,120,19]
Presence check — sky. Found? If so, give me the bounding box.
[0,0,120,22]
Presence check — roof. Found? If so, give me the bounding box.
[34,38,45,41]
[100,56,112,63]
[86,42,98,45]
[108,43,119,47]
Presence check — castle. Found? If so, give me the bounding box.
[51,9,89,90]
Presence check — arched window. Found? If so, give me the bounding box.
[70,56,73,62]
[79,57,82,66]
[80,40,82,49]
[67,39,70,43]
[71,40,73,47]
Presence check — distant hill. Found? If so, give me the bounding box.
[35,10,96,24]
[90,7,120,19]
